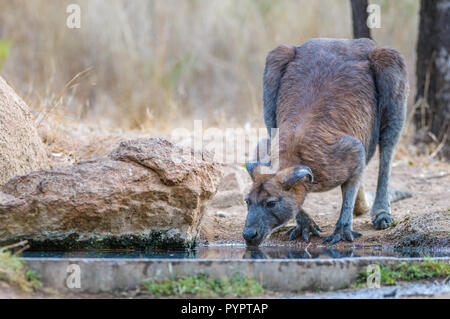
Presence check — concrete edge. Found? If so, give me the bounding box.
[21,257,450,293]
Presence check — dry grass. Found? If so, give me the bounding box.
[0,242,42,292]
[0,0,419,133]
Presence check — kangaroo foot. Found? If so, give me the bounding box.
[323,224,362,246]
[286,209,322,242]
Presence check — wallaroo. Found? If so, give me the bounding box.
[243,38,411,247]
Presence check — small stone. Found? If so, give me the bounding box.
[216,211,226,218]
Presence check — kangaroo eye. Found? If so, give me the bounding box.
[265,200,277,208]
[244,198,250,205]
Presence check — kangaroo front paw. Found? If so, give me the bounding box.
[286,214,322,242]
[323,224,362,246]
[372,212,394,230]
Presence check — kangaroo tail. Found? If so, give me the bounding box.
[366,190,413,207]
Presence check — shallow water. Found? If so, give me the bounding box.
[21,244,450,259]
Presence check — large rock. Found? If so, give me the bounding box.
[0,76,48,186]
[209,166,250,209]
[0,138,222,249]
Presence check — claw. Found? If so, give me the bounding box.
[286,228,294,236]
[312,228,322,238]
[373,212,394,230]
[288,226,302,241]
[286,214,322,243]
[302,229,310,242]
[323,226,363,246]
[329,234,342,245]
[344,231,354,242]
[288,227,300,241]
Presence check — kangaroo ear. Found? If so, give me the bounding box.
[245,160,271,180]
[280,166,314,190]
[245,162,259,179]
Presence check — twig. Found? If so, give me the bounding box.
[427,132,439,143]
[305,242,312,258]
[426,173,450,179]
[430,133,448,159]
[0,240,28,252]
[34,67,93,127]
[406,98,423,131]
[14,244,31,256]
[407,51,434,133]
[413,173,450,180]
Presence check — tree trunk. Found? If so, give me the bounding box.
[415,0,450,159]
[350,0,371,39]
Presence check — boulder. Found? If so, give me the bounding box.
[0,138,222,249]
[0,76,48,185]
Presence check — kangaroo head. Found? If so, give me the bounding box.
[243,163,313,247]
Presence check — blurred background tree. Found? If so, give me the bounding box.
[414,0,450,159]
[350,0,372,39]
[0,0,428,155]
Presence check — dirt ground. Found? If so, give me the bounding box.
[2,124,447,299]
[38,123,449,248]
[199,156,450,248]
[2,284,449,299]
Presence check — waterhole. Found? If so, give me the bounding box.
[22,244,450,259]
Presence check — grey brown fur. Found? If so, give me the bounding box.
[243,38,409,247]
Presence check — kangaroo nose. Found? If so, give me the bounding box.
[243,228,257,241]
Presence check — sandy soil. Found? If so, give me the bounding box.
[0,286,118,299]
[39,124,449,248]
[199,155,450,248]
[2,285,449,299]
[2,125,446,300]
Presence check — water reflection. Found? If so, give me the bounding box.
[22,249,197,259]
[21,245,449,260]
[242,247,358,259]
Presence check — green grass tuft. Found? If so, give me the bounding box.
[0,39,11,71]
[0,246,42,292]
[356,259,450,286]
[142,273,264,297]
